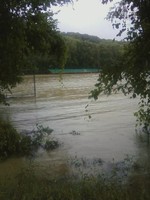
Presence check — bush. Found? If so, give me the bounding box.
[19,135,33,155]
[0,120,60,160]
[44,139,59,150]
[0,119,20,159]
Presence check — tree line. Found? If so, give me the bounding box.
[30,32,126,73]
[63,32,125,70]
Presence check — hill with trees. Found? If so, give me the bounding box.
[36,32,126,73]
[62,32,125,71]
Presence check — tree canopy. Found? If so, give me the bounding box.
[18,31,124,74]
[91,0,150,129]
[0,0,72,104]
[1,0,150,129]
[62,32,124,70]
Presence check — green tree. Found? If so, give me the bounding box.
[63,32,124,70]
[91,0,150,130]
[0,0,72,104]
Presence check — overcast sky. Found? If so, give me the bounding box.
[52,0,121,40]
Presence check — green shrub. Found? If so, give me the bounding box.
[0,120,20,159]
[44,138,59,150]
[19,135,33,155]
[36,124,53,135]
[0,120,60,160]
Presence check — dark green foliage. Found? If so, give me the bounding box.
[0,120,20,159]
[44,139,59,150]
[0,120,59,160]
[19,135,33,155]
[36,124,53,135]
[31,124,53,147]
[26,32,124,73]
[62,32,103,43]
[0,0,72,104]
[90,0,150,130]
[62,32,124,70]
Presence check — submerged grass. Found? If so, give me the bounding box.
[0,119,150,199]
[0,160,150,200]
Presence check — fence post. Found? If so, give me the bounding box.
[33,73,36,98]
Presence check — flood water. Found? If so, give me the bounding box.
[0,74,148,176]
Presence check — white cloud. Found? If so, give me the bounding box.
[53,0,122,39]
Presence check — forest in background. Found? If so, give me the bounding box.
[26,32,126,74]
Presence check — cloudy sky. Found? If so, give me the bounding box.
[53,0,121,40]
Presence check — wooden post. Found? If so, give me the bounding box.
[33,73,36,98]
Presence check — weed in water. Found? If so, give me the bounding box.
[1,162,150,200]
[0,120,60,160]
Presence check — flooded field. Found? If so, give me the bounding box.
[0,73,147,176]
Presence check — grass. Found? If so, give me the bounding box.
[0,159,150,200]
[0,119,150,200]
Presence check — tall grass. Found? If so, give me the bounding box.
[0,119,150,200]
[0,161,150,200]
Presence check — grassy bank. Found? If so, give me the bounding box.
[0,119,150,200]
[0,162,150,200]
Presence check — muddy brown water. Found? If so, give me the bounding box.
[0,74,148,177]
